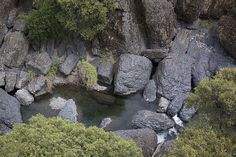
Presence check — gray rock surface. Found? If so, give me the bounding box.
[13,19,26,32]
[114,128,157,157]
[27,75,46,95]
[143,80,157,102]
[15,71,30,89]
[114,54,152,95]
[0,123,12,135]
[153,140,175,157]
[0,24,7,45]
[142,0,176,47]
[179,106,196,122]
[141,49,169,63]
[157,97,170,113]
[15,89,34,106]
[58,99,78,123]
[132,110,175,132]
[0,0,17,23]
[167,93,187,117]
[59,54,79,75]
[97,60,114,85]
[49,97,67,110]
[0,88,22,127]
[99,118,112,129]
[0,71,5,86]
[0,32,29,67]
[5,71,17,92]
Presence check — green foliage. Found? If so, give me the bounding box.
[46,59,62,81]
[27,69,40,78]
[0,115,143,157]
[78,60,98,89]
[22,0,115,42]
[167,122,236,157]
[186,68,236,128]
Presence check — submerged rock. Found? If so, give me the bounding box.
[114,128,157,157]
[49,97,67,110]
[58,99,78,123]
[143,80,157,102]
[114,54,152,95]
[15,89,34,106]
[132,110,175,132]
[59,54,79,75]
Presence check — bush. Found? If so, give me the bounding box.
[78,60,97,89]
[22,0,115,42]
[0,115,143,157]
[186,68,236,128]
[230,6,236,17]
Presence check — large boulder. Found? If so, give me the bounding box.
[49,97,67,110]
[142,0,176,47]
[132,110,175,132]
[59,54,79,75]
[5,71,17,93]
[143,80,157,102]
[218,16,236,60]
[175,0,204,23]
[15,89,34,106]
[114,128,157,157]
[0,88,22,127]
[114,54,152,95]
[0,32,29,68]
[26,52,52,75]
[58,99,78,123]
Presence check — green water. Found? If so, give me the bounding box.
[21,86,157,131]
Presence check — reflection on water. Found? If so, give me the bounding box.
[21,86,157,131]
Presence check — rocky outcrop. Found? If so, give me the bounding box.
[5,71,17,93]
[143,80,157,102]
[167,93,187,117]
[142,0,176,48]
[132,110,175,132]
[15,89,34,106]
[49,97,67,110]
[114,128,157,157]
[114,54,152,95]
[59,54,79,75]
[175,0,204,23]
[179,106,196,122]
[0,88,22,127]
[218,16,236,60]
[0,32,29,68]
[58,99,78,123]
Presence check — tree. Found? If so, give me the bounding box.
[0,115,143,157]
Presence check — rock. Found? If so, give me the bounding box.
[27,75,46,95]
[0,0,17,23]
[49,97,67,110]
[97,60,114,85]
[0,71,5,86]
[143,80,157,102]
[0,24,7,45]
[153,140,175,157]
[0,32,29,68]
[13,19,26,32]
[141,49,169,63]
[179,106,196,122]
[0,123,11,135]
[132,110,175,132]
[59,54,79,75]
[175,0,204,23]
[157,97,170,113]
[142,0,176,47]
[0,88,22,127]
[15,71,30,89]
[92,83,108,92]
[26,52,52,75]
[218,16,236,60]
[100,118,112,129]
[201,0,235,18]
[167,93,187,117]
[15,89,34,106]
[114,128,157,157]
[58,99,78,123]
[114,54,152,95]
[5,71,17,93]
[6,8,17,28]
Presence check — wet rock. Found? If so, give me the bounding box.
[5,71,17,93]
[142,0,176,47]
[58,99,78,123]
[143,80,157,102]
[0,24,7,45]
[153,140,175,157]
[59,54,79,75]
[167,93,187,117]
[0,123,11,135]
[0,71,5,86]
[100,118,112,129]
[157,97,170,113]
[0,32,29,68]
[218,16,236,60]
[114,54,152,95]
[141,49,169,63]
[175,0,204,23]
[0,88,22,127]
[49,97,67,110]
[132,110,175,132]
[15,89,34,106]
[27,75,46,95]
[179,106,196,122]
[26,52,52,75]
[114,128,157,157]
[16,71,30,89]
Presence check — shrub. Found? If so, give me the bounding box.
[78,60,97,89]
[186,68,236,128]
[0,115,143,157]
[230,6,236,17]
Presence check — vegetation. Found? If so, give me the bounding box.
[46,59,62,81]
[230,5,236,17]
[22,0,115,42]
[78,60,98,89]
[27,69,40,78]
[0,115,143,157]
